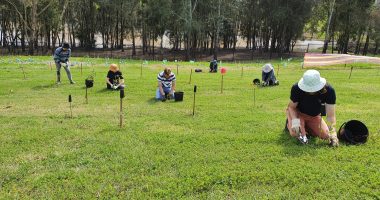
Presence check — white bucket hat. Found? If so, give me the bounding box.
[298,70,326,92]
[262,63,274,73]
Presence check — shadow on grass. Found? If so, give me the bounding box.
[32,83,57,90]
[277,130,327,157]
[147,97,160,104]
[97,88,112,93]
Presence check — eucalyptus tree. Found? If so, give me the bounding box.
[3,0,57,54]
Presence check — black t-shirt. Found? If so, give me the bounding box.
[290,83,336,116]
[107,71,124,85]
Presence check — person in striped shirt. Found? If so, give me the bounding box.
[156,68,176,101]
[54,42,75,84]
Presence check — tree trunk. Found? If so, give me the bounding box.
[132,25,136,56]
[354,32,362,55]
[322,0,336,54]
[362,32,370,55]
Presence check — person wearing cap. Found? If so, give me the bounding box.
[209,59,218,73]
[262,63,278,86]
[106,64,125,90]
[156,67,176,101]
[54,42,75,84]
[286,69,339,147]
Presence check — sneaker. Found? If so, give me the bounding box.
[70,81,76,84]
[298,134,308,144]
[56,81,61,85]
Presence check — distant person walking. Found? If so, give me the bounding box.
[156,67,176,101]
[54,42,75,84]
[286,70,339,147]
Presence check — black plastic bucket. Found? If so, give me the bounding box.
[174,91,184,101]
[85,79,94,88]
[253,78,260,85]
[338,120,369,144]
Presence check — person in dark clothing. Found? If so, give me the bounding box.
[54,42,75,84]
[106,64,125,90]
[209,59,218,73]
[286,70,339,146]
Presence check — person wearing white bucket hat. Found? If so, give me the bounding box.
[261,63,278,86]
[286,70,339,147]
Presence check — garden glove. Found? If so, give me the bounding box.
[291,118,301,135]
[329,129,339,147]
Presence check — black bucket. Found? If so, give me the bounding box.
[174,91,184,101]
[253,78,260,85]
[338,120,369,144]
[85,76,94,88]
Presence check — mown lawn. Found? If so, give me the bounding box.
[0,56,379,199]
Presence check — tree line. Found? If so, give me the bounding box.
[0,0,379,60]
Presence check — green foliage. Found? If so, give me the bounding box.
[0,56,379,198]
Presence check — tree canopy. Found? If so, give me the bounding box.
[0,0,378,58]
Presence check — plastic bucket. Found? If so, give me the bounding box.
[253,78,260,85]
[174,91,184,101]
[85,79,94,88]
[338,120,369,144]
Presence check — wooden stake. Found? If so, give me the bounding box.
[120,89,125,128]
[254,86,256,107]
[85,87,88,104]
[21,66,26,79]
[177,64,179,75]
[189,69,192,84]
[120,97,123,127]
[80,62,83,76]
[49,62,52,71]
[221,75,224,94]
[140,62,143,77]
[193,85,197,116]
[68,95,73,118]
[241,66,243,77]
[277,65,280,77]
[349,66,353,79]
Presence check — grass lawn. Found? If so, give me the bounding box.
[0,56,379,199]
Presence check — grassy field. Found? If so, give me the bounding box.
[0,56,379,199]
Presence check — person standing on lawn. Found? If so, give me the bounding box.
[54,42,75,84]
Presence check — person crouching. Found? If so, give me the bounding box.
[156,67,176,101]
[106,64,125,90]
[262,63,278,86]
[286,70,339,147]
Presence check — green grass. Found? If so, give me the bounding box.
[0,56,379,199]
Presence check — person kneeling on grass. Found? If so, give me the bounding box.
[156,67,176,101]
[106,64,125,90]
[209,59,218,73]
[285,70,339,147]
[262,63,278,86]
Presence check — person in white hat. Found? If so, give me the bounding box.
[285,70,339,146]
[262,63,278,86]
